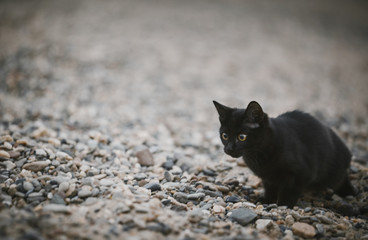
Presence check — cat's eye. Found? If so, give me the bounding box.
[221,133,228,141]
[238,134,247,141]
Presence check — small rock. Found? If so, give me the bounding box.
[43,204,71,213]
[285,215,295,226]
[59,182,70,192]
[315,224,324,236]
[0,135,13,142]
[23,161,49,172]
[51,193,66,205]
[164,171,172,182]
[170,166,182,175]
[3,161,16,170]
[23,181,34,192]
[187,192,205,201]
[202,169,217,176]
[35,149,47,157]
[247,175,262,188]
[144,182,161,191]
[0,150,10,159]
[256,219,275,231]
[228,208,257,226]
[316,214,335,224]
[136,148,154,166]
[48,138,61,146]
[225,195,241,203]
[292,222,316,238]
[162,158,174,170]
[65,183,76,197]
[8,151,20,159]
[134,173,147,181]
[56,151,72,160]
[173,192,188,204]
[78,188,92,198]
[283,229,294,240]
[213,205,225,214]
[100,179,114,187]
[2,142,12,150]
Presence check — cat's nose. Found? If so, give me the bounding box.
[225,143,235,154]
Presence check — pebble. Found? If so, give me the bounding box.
[170,166,182,175]
[59,182,70,192]
[23,182,34,192]
[51,193,66,205]
[136,148,154,166]
[291,222,316,238]
[285,215,295,226]
[315,224,324,236]
[3,142,12,150]
[100,179,114,187]
[164,171,173,182]
[48,138,61,146]
[43,204,71,213]
[187,192,205,201]
[173,192,188,204]
[213,205,225,214]
[35,149,47,157]
[134,173,147,181]
[78,188,92,198]
[225,195,241,203]
[144,182,161,191]
[56,151,72,160]
[23,161,49,172]
[3,161,16,170]
[228,208,257,226]
[255,219,274,231]
[0,150,10,159]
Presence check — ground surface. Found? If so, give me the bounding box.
[0,0,368,239]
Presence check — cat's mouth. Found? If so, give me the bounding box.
[225,150,242,158]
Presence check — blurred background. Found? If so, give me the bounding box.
[1,0,368,135]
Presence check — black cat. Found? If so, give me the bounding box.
[213,100,355,207]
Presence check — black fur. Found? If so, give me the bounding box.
[213,100,355,207]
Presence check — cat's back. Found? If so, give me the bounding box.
[271,110,335,149]
[273,110,324,132]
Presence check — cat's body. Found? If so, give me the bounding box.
[214,101,355,207]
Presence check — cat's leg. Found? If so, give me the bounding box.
[335,172,356,197]
[259,181,278,204]
[277,179,301,208]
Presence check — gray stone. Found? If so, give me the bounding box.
[0,150,10,159]
[144,182,161,191]
[53,175,71,184]
[173,192,188,204]
[59,181,70,192]
[134,173,147,181]
[164,171,173,182]
[187,192,205,200]
[78,188,92,198]
[35,149,47,157]
[136,148,154,166]
[43,204,71,213]
[100,179,114,187]
[51,193,66,205]
[23,181,34,192]
[228,208,257,226]
[3,161,16,170]
[23,161,50,172]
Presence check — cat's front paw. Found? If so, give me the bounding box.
[256,196,276,205]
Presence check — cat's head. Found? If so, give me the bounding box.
[213,100,267,158]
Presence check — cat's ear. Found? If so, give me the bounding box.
[245,101,264,123]
[213,101,231,122]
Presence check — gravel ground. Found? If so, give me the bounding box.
[1,0,368,239]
